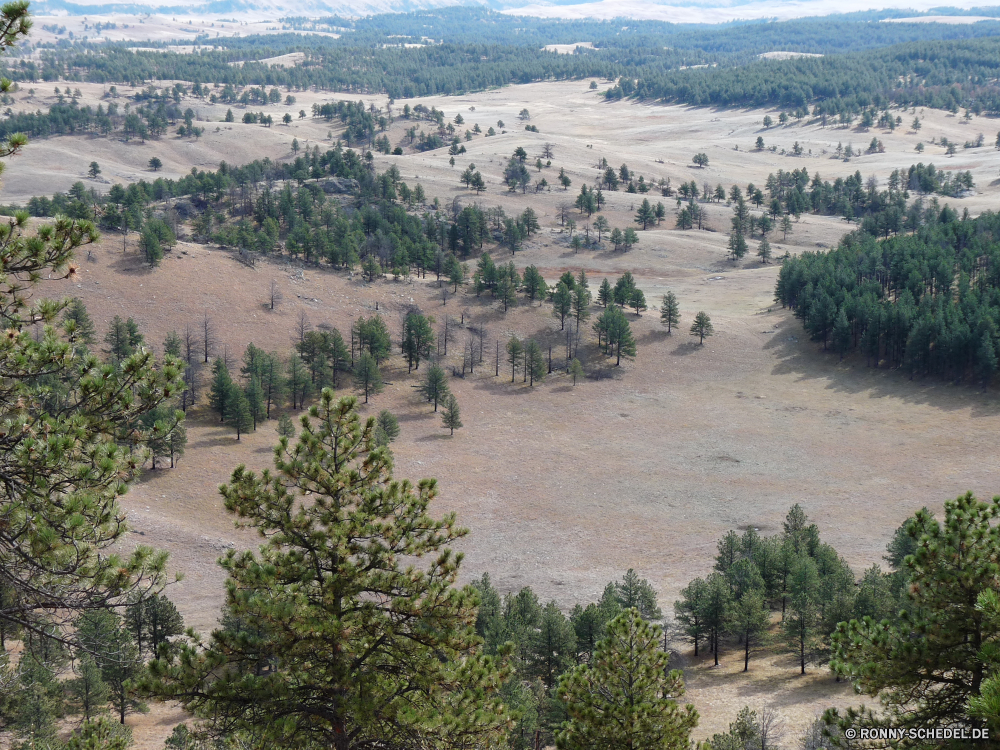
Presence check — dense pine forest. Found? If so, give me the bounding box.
[11,9,1000,109]
[776,210,1000,383]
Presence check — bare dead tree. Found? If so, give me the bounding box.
[297,310,311,344]
[202,314,215,363]
[556,202,571,226]
[269,279,283,310]
[759,706,786,750]
[541,143,555,159]
[183,323,200,366]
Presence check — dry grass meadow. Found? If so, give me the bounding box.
[8,78,1000,745]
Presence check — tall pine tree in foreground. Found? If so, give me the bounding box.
[0,0,183,648]
[828,493,1000,740]
[557,609,698,750]
[146,393,510,749]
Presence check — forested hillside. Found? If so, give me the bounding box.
[776,209,1000,383]
[11,9,1000,107]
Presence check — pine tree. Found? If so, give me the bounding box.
[77,609,143,724]
[529,601,577,688]
[353,351,383,404]
[613,569,663,621]
[674,578,708,657]
[660,292,680,334]
[701,573,732,666]
[419,364,450,411]
[552,281,573,330]
[244,376,266,430]
[208,358,233,421]
[506,336,524,382]
[570,358,584,385]
[145,393,511,748]
[757,236,772,264]
[0,6,181,653]
[783,555,820,674]
[572,285,592,332]
[524,339,546,385]
[832,494,1000,734]
[375,409,400,445]
[402,312,435,372]
[277,412,296,439]
[730,591,770,672]
[597,278,613,307]
[69,655,110,720]
[63,296,96,348]
[556,609,698,750]
[729,231,748,260]
[629,288,647,316]
[690,311,714,344]
[441,394,462,435]
[232,389,253,440]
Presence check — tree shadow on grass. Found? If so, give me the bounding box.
[108,253,156,276]
[671,341,703,356]
[416,433,451,442]
[767,315,1000,418]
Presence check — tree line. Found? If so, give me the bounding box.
[775,208,1000,384]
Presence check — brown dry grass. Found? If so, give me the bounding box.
[8,80,1000,746]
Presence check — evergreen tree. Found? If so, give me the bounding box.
[690,311,714,344]
[146,393,511,749]
[635,198,656,230]
[208,358,233,422]
[831,493,1000,734]
[552,281,573,330]
[232,389,253,440]
[68,654,110,720]
[77,609,143,724]
[594,306,637,365]
[556,609,698,750]
[419,363,450,411]
[730,591,770,672]
[529,601,577,688]
[506,336,524,382]
[783,555,820,674]
[613,272,637,307]
[524,339,546,385]
[660,292,680,334]
[0,4,181,657]
[597,278,613,307]
[572,285,592,332]
[701,573,732,666]
[63,296,96,348]
[402,312,435,372]
[374,409,400,446]
[353,351,383,403]
[614,569,662,621]
[277,412,296,439]
[244,376,266,430]
[629,288,647,316]
[674,578,708,657]
[104,315,144,363]
[757,236,772,264]
[441,394,462,435]
[569,358,584,385]
[522,265,547,302]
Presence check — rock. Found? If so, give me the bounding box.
[320,177,359,194]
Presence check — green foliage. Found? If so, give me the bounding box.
[276,411,296,438]
[556,609,698,750]
[690,311,714,344]
[524,339,546,386]
[374,409,400,445]
[145,393,511,749]
[63,296,96,349]
[659,292,680,334]
[419,363,450,411]
[103,315,144,362]
[353,350,383,403]
[569,357,584,385]
[593,305,637,365]
[76,608,144,724]
[613,569,662,621]
[830,493,1000,735]
[441,393,462,435]
[402,312,435,371]
[552,281,573,330]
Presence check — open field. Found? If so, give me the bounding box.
[12,79,1000,743]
